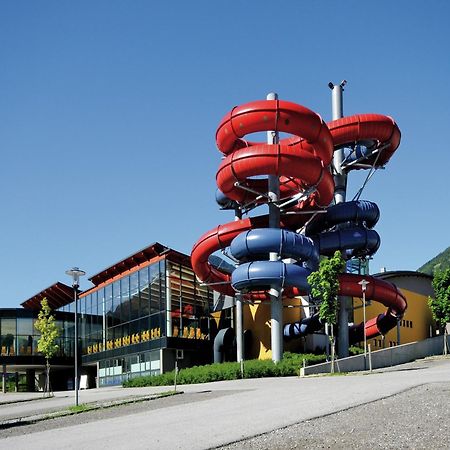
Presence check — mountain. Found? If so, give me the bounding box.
[418,246,450,275]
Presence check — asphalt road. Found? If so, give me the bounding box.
[0,357,449,449]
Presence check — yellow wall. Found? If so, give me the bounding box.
[243,296,306,360]
[353,287,433,350]
[242,286,434,360]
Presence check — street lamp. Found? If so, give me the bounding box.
[358,279,370,366]
[66,267,86,406]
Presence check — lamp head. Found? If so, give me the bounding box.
[358,278,370,292]
[66,267,86,287]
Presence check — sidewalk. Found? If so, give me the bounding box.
[0,384,176,423]
[1,355,449,449]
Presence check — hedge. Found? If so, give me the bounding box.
[123,352,326,387]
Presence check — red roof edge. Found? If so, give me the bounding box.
[88,242,191,287]
[21,282,78,311]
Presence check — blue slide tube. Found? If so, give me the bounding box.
[305,200,379,236]
[231,261,311,293]
[230,228,318,264]
[228,199,388,344]
[314,227,380,257]
[284,314,323,338]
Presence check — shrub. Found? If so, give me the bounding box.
[349,345,364,356]
[123,352,326,388]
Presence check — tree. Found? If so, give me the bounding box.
[307,251,345,372]
[428,269,450,355]
[34,298,60,396]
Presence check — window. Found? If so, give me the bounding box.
[121,277,130,323]
[150,263,162,313]
[112,281,121,324]
[139,267,150,316]
[17,318,33,336]
[129,272,140,320]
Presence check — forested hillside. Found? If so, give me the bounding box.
[418,247,450,275]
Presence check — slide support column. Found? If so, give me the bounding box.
[267,92,283,363]
[235,206,244,373]
[330,81,350,358]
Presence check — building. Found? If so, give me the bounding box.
[1,282,77,391]
[352,271,435,349]
[60,242,214,387]
[0,244,437,391]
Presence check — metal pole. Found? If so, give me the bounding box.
[358,278,369,370]
[2,364,6,394]
[235,206,244,375]
[66,267,85,407]
[174,356,178,392]
[329,80,350,359]
[267,92,283,363]
[73,284,79,407]
[166,268,172,337]
[363,288,367,360]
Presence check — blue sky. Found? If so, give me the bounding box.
[0,1,449,307]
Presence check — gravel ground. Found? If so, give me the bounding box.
[218,382,450,449]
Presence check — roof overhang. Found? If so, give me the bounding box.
[21,282,77,311]
[88,242,190,287]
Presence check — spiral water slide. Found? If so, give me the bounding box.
[191,100,406,344]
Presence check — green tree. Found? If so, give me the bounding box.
[307,250,345,372]
[34,298,60,396]
[428,269,450,355]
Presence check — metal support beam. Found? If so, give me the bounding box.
[166,268,172,337]
[2,364,6,394]
[329,80,350,359]
[235,206,244,372]
[267,92,283,363]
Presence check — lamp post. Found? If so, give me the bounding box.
[358,279,370,364]
[66,267,86,406]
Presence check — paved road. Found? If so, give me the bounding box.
[0,384,175,421]
[0,357,449,449]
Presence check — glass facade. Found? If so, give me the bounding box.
[166,261,211,340]
[59,256,213,385]
[98,350,161,386]
[0,312,74,358]
[70,259,168,356]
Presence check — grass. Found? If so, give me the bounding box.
[68,403,92,413]
[123,352,326,388]
[65,390,180,414]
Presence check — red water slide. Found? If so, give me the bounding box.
[191,99,405,341]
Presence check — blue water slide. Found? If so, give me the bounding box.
[283,314,323,338]
[283,200,382,341]
[231,261,311,293]
[314,227,380,258]
[230,228,318,264]
[215,189,239,210]
[229,228,317,292]
[305,200,379,236]
[228,199,384,343]
[342,144,374,164]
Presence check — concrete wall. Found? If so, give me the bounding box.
[301,335,450,375]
